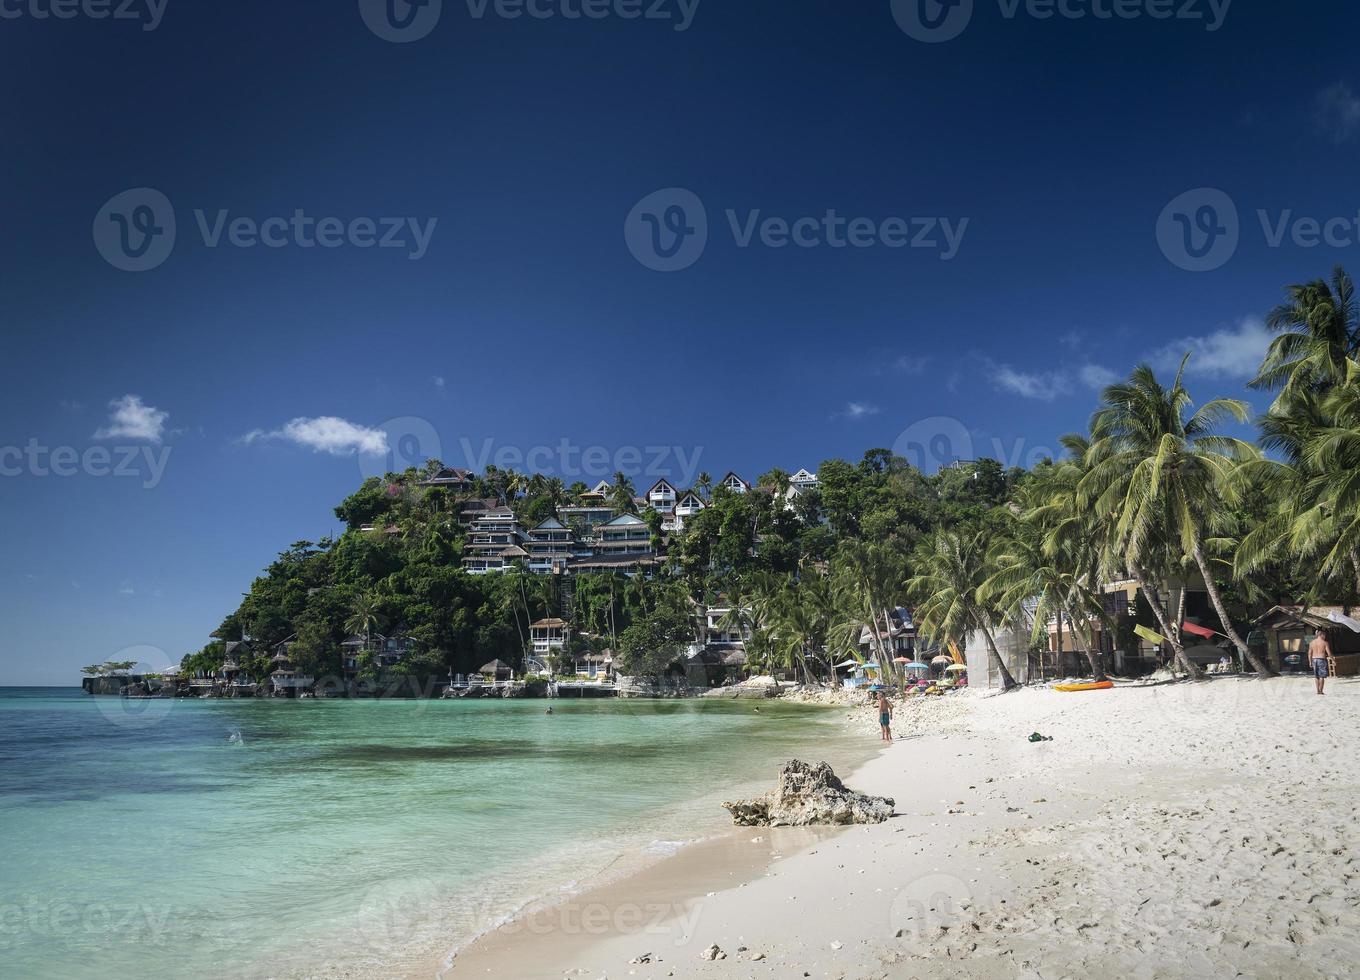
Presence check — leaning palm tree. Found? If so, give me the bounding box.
[1081,357,1275,676]
[908,530,1019,690]
[1252,265,1360,406]
[983,522,1107,681]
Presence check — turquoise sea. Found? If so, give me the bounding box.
[0,687,867,979]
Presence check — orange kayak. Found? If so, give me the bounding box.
[1054,681,1114,693]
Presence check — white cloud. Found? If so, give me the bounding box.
[244,417,389,456]
[988,361,1116,400]
[1148,317,1272,379]
[118,581,135,596]
[842,402,880,419]
[432,376,446,388]
[992,365,1059,401]
[94,394,168,443]
[1315,82,1360,143]
[1077,364,1118,389]
[893,355,929,374]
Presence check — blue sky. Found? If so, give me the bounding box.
[3,0,1359,683]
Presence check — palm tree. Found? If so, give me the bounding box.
[1303,373,1360,589]
[696,472,713,501]
[983,522,1108,681]
[908,531,1019,690]
[608,472,638,514]
[1081,357,1275,676]
[1252,265,1360,405]
[345,590,384,648]
[832,541,909,690]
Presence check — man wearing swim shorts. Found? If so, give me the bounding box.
[1309,630,1332,696]
[877,690,893,743]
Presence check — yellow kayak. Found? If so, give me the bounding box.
[1054,681,1114,693]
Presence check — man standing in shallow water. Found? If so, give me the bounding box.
[1309,630,1332,695]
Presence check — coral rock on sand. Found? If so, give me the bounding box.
[723,760,895,826]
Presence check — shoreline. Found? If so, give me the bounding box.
[440,689,957,977]
[441,677,1360,979]
[418,693,886,978]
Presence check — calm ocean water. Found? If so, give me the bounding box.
[0,687,867,979]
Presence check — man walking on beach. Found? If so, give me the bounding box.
[877,691,893,743]
[1310,630,1332,695]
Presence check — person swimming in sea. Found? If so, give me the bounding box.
[877,691,893,743]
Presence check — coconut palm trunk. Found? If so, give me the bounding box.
[1061,597,1107,681]
[979,625,1019,690]
[1190,540,1276,676]
[1132,568,1201,679]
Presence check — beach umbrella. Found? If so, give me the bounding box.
[832,659,860,669]
[945,664,968,672]
[904,661,930,670]
[931,655,953,667]
[863,662,880,670]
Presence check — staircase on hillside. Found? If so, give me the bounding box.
[561,573,576,626]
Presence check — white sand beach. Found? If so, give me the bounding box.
[447,677,1360,979]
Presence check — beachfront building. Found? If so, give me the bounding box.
[583,513,654,567]
[529,618,570,672]
[857,607,916,659]
[665,490,706,533]
[1251,605,1360,675]
[645,479,678,513]
[526,518,577,574]
[220,641,258,697]
[557,502,616,534]
[461,507,529,574]
[418,467,476,492]
[573,649,614,678]
[268,637,314,697]
[458,498,501,524]
[579,480,611,504]
[719,472,750,494]
[784,468,819,512]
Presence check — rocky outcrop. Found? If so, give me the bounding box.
[722,759,895,826]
